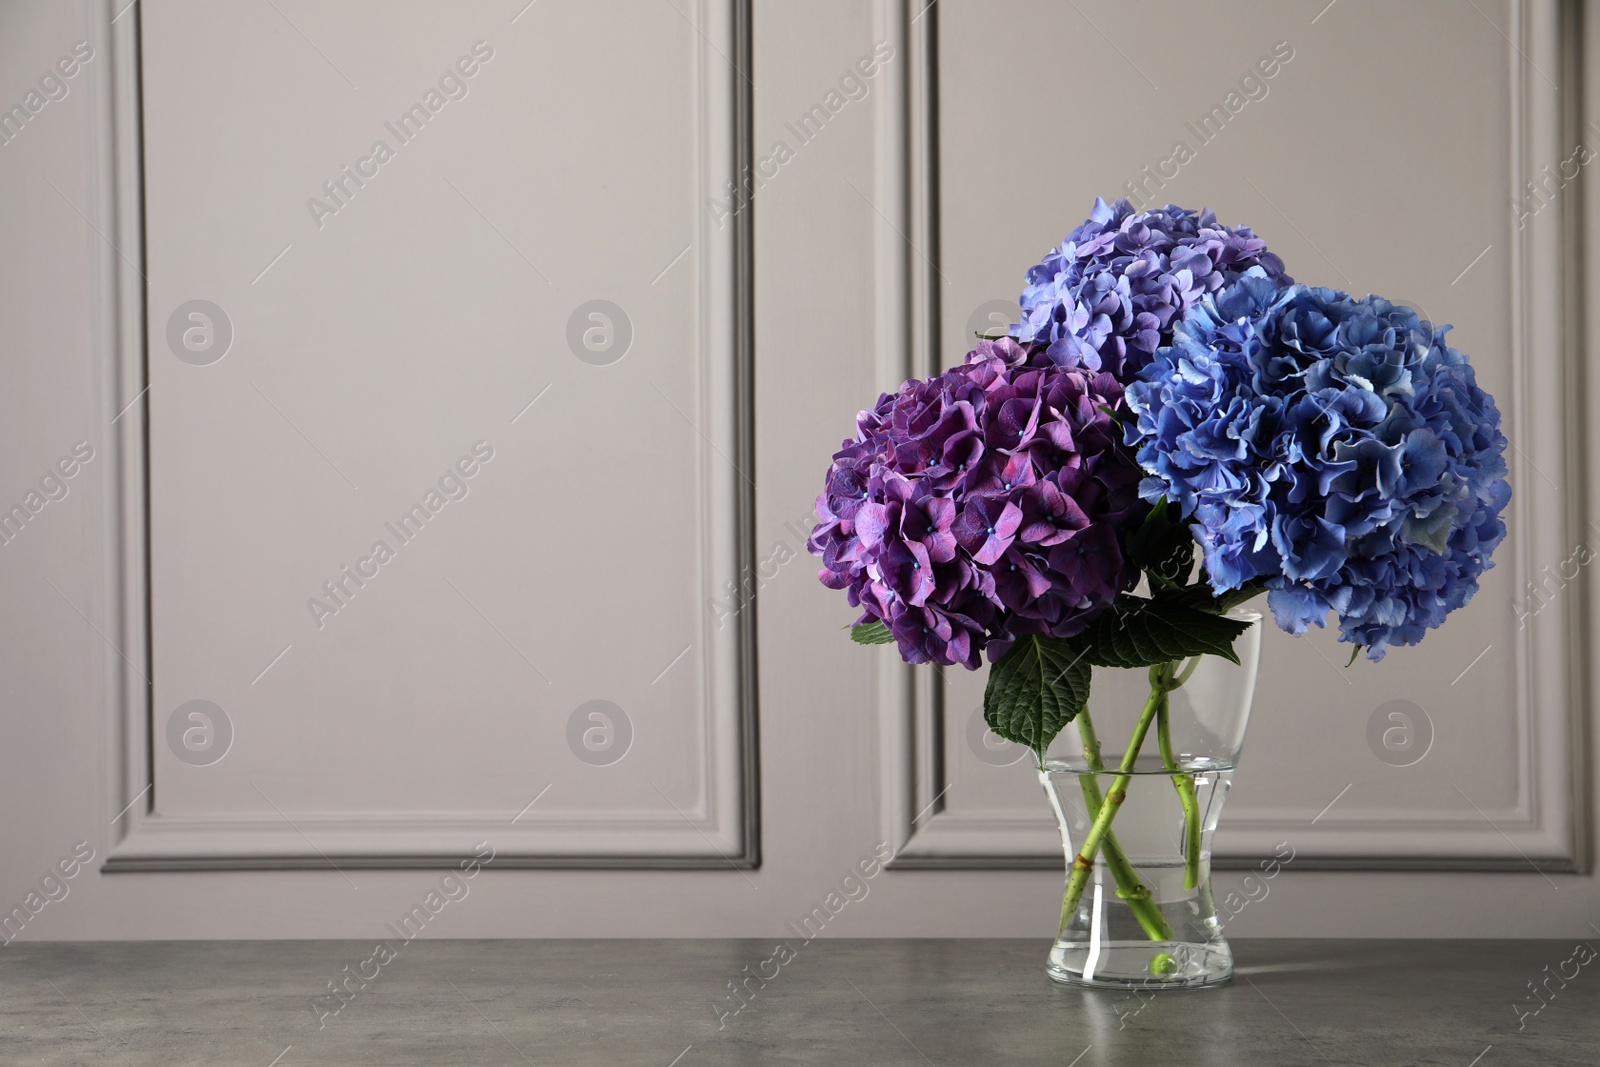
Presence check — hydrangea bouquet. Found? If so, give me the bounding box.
[810,198,1511,982]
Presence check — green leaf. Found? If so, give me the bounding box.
[983,634,1092,754]
[1096,402,1134,426]
[850,620,894,645]
[1127,497,1195,589]
[1168,577,1268,616]
[1215,583,1269,615]
[1078,594,1252,667]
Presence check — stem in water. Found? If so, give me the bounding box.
[1068,709,1175,941]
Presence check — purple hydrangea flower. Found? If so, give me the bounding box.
[1126,278,1512,659]
[1014,198,1292,377]
[809,338,1147,667]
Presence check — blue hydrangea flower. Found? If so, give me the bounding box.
[1013,198,1292,377]
[1125,279,1511,659]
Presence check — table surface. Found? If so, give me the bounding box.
[3,939,1595,1066]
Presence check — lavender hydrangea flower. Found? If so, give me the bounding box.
[1125,278,1511,659]
[1014,198,1291,377]
[809,338,1147,668]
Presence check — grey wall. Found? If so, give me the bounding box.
[0,0,1594,940]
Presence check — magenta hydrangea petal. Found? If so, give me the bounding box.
[809,335,1145,668]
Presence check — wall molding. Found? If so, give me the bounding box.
[879,0,1586,872]
[100,0,760,872]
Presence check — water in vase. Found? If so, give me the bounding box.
[1042,756,1236,988]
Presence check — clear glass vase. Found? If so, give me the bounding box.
[1040,609,1261,989]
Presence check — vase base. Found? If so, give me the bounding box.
[1046,938,1233,989]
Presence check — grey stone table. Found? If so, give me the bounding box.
[2,939,1594,1066]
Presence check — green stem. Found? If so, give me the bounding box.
[1068,710,1175,942]
[1155,661,1203,891]
[1059,678,1167,926]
